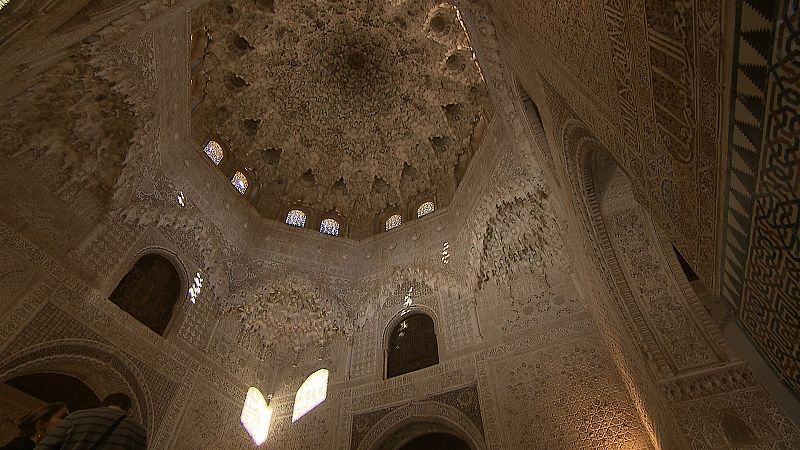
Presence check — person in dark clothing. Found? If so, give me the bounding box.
[34,393,146,450]
[1,403,69,450]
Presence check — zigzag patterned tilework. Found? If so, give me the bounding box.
[721,0,799,397]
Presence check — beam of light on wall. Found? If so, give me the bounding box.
[454,7,485,82]
[403,285,414,307]
[241,387,273,445]
[187,271,203,304]
[292,368,329,422]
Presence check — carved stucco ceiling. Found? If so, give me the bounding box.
[190,0,489,236]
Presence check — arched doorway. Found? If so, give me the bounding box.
[0,340,151,433]
[0,372,101,443]
[109,254,182,335]
[372,418,480,450]
[5,372,100,412]
[398,433,471,450]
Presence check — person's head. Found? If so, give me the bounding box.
[101,393,133,413]
[18,402,69,443]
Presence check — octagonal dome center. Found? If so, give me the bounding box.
[190,0,489,237]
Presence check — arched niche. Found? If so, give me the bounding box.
[559,121,731,449]
[5,372,100,412]
[357,401,485,450]
[573,130,725,376]
[397,432,471,450]
[384,309,440,379]
[109,253,183,336]
[515,80,559,189]
[0,340,151,430]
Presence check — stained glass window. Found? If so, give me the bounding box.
[286,210,307,228]
[204,140,224,165]
[320,218,340,236]
[385,214,402,231]
[231,171,248,194]
[241,387,273,445]
[292,369,329,422]
[417,201,435,218]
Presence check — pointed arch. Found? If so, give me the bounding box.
[355,401,486,450]
[0,340,152,431]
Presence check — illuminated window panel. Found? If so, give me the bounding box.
[187,271,203,304]
[231,171,248,194]
[417,201,435,218]
[203,140,224,165]
[385,214,402,231]
[286,209,307,228]
[319,218,340,236]
[292,369,329,422]
[241,387,273,445]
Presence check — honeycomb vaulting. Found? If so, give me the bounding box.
[190,0,489,236]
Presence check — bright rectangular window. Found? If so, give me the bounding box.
[241,387,272,445]
[292,369,329,422]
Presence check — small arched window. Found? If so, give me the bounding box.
[109,254,181,335]
[231,171,248,194]
[204,140,224,165]
[385,214,402,231]
[386,313,439,378]
[320,218,340,236]
[417,201,435,218]
[286,209,307,228]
